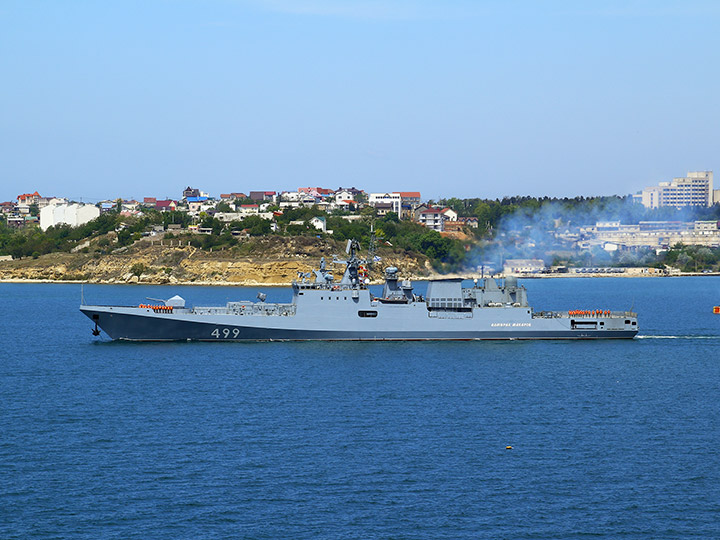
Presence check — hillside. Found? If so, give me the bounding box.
[0,235,433,285]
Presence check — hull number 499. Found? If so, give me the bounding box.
[211,328,240,338]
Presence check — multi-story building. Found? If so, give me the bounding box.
[417,207,457,231]
[368,193,402,214]
[0,201,16,215]
[583,220,720,249]
[17,192,66,214]
[635,171,714,209]
[335,187,364,198]
[182,186,201,199]
[368,192,422,219]
[39,204,100,231]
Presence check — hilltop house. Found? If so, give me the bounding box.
[182,186,201,200]
[249,191,276,202]
[417,207,457,232]
[156,200,178,212]
[220,192,247,201]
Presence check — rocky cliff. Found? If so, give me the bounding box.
[0,236,433,285]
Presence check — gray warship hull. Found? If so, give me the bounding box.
[80,283,638,341]
[81,241,638,341]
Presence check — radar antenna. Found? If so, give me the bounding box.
[367,221,378,271]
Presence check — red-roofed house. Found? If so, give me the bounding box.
[397,192,421,205]
[335,199,357,210]
[143,197,157,206]
[418,207,457,231]
[1,201,16,215]
[17,192,41,214]
[299,187,334,198]
[220,193,248,201]
[249,191,276,202]
[156,200,177,212]
[458,217,479,229]
[17,192,41,205]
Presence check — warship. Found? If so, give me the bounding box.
[80,240,638,341]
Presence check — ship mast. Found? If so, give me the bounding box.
[367,221,378,272]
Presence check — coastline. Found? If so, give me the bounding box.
[1,271,717,287]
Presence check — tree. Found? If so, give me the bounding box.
[676,252,693,271]
[130,263,146,278]
[696,247,713,270]
[116,229,131,245]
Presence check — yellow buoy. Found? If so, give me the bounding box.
[506,445,513,450]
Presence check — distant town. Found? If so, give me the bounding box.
[2,170,720,276]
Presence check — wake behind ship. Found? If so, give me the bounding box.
[80,240,638,341]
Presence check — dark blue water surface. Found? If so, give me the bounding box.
[2,277,720,539]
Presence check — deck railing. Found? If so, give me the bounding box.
[533,310,637,319]
[193,303,297,316]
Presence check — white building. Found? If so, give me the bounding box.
[40,203,100,231]
[417,207,457,231]
[636,171,714,209]
[334,190,357,204]
[309,216,329,232]
[503,259,546,275]
[584,220,720,248]
[369,193,402,214]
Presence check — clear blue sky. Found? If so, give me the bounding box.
[1,0,718,202]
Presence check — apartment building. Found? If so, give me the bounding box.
[636,171,714,209]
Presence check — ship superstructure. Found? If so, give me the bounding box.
[80,240,638,341]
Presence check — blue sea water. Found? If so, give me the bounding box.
[2,277,720,539]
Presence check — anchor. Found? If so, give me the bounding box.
[92,321,101,336]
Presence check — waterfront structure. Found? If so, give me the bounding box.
[503,259,546,275]
[583,220,720,249]
[635,171,714,209]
